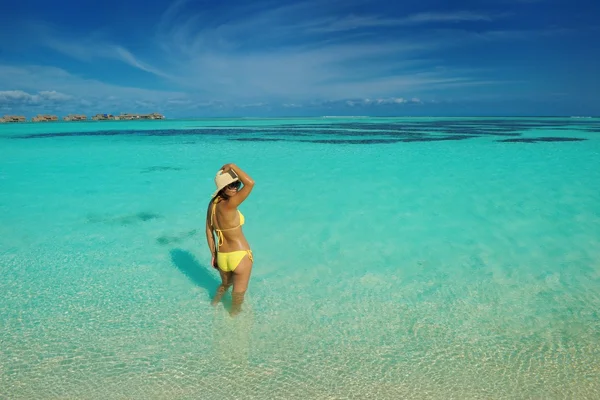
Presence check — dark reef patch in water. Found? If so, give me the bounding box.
[145,128,263,136]
[497,138,539,143]
[262,131,315,137]
[10,119,595,143]
[87,211,162,225]
[496,137,587,143]
[302,139,402,144]
[14,130,134,139]
[157,229,198,245]
[229,138,285,142]
[13,128,265,139]
[400,135,473,142]
[281,123,523,137]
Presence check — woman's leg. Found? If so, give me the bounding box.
[211,269,233,306]
[230,254,253,316]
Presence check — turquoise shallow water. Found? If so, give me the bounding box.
[1,117,599,399]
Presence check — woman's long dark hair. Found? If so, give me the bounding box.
[216,188,229,200]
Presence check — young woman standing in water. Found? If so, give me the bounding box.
[206,163,255,316]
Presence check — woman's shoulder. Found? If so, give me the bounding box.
[219,198,239,210]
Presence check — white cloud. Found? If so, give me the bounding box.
[0,65,183,102]
[239,102,269,108]
[112,46,172,79]
[148,3,512,104]
[134,100,156,108]
[0,65,188,115]
[308,11,496,33]
[0,63,503,115]
[404,12,494,24]
[24,22,171,79]
[166,98,193,105]
[342,97,422,107]
[0,2,537,114]
[39,90,72,101]
[0,90,72,105]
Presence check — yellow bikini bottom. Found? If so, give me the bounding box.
[216,250,253,272]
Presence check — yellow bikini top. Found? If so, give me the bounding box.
[211,198,245,247]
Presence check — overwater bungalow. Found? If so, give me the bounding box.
[113,112,165,120]
[145,112,165,120]
[31,114,59,122]
[91,113,115,121]
[63,114,87,121]
[114,113,137,120]
[87,112,165,121]
[1,115,27,123]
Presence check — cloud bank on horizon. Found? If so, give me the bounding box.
[0,0,598,117]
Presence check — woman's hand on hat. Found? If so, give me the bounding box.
[220,163,234,172]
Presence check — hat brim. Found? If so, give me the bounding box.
[211,177,240,199]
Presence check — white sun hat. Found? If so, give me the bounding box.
[211,169,239,199]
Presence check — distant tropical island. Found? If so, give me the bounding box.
[0,113,165,123]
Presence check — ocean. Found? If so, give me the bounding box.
[1,117,599,399]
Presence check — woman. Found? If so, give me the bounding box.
[206,163,255,316]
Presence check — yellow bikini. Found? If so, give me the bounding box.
[211,198,253,272]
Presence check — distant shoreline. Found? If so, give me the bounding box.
[0,113,165,123]
[1,115,598,123]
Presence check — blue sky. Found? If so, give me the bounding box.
[0,0,598,117]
